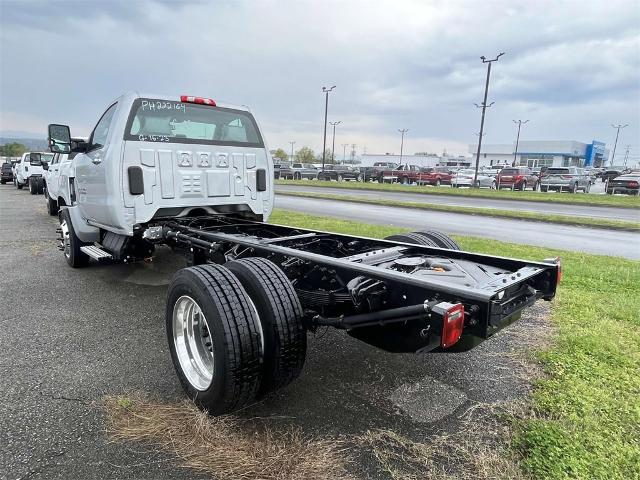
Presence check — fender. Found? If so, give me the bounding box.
[62,205,100,243]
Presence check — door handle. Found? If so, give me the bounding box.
[92,157,102,165]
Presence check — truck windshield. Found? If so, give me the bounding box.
[124,98,264,148]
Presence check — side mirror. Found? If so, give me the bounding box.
[29,152,42,166]
[48,124,71,154]
[42,162,49,171]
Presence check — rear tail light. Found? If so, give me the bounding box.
[433,302,465,348]
[544,256,562,284]
[629,181,639,187]
[180,95,217,106]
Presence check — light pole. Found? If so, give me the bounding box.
[609,124,628,166]
[329,121,341,163]
[321,86,336,171]
[289,141,295,163]
[398,129,409,167]
[473,52,505,187]
[623,145,630,166]
[512,119,529,165]
[342,143,348,161]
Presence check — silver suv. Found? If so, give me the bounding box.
[540,167,591,193]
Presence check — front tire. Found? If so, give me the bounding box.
[166,264,264,415]
[384,232,439,247]
[59,209,90,267]
[225,258,306,397]
[46,191,59,216]
[416,230,461,250]
[16,180,23,190]
[29,177,37,195]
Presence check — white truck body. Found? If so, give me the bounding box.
[55,92,273,240]
[14,152,51,186]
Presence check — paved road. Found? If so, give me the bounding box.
[1,184,552,479]
[276,183,640,221]
[276,194,640,259]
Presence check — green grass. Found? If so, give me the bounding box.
[278,191,640,231]
[269,209,640,480]
[276,179,640,209]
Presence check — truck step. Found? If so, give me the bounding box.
[80,245,113,261]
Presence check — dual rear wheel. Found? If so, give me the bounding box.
[166,258,306,415]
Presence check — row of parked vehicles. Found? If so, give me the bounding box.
[274,160,639,195]
[2,91,563,416]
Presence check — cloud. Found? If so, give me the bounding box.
[1,0,638,156]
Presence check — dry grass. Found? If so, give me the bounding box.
[359,402,533,480]
[104,394,354,480]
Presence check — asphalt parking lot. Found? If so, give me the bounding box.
[0,184,549,479]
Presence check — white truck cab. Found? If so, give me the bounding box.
[48,92,273,266]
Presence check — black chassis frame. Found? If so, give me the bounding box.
[149,215,558,353]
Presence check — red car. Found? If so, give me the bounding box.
[418,166,454,186]
[496,167,540,190]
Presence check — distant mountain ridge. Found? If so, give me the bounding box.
[0,137,48,151]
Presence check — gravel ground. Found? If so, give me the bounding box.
[0,184,552,479]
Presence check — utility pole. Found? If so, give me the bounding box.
[329,121,341,163]
[473,52,505,187]
[342,143,348,161]
[609,124,628,166]
[289,141,296,163]
[398,129,409,167]
[623,145,630,166]
[512,119,529,165]
[351,144,357,162]
[321,85,336,172]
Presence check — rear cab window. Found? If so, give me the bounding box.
[124,98,264,148]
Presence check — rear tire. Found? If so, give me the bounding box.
[384,232,439,247]
[29,177,37,195]
[59,209,90,267]
[166,264,264,415]
[416,230,461,250]
[225,258,306,397]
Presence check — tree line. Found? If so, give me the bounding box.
[0,142,27,157]
[271,147,338,164]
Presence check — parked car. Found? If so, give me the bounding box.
[481,165,509,177]
[451,169,496,188]
[496,167,539,190]
[317,164,361,181]
[531,166,550,179]
[380,164,423,184]
[42,148,83,215]
[290,163,318,180]
[371,161,399,182]
[606,173,640,195]
[601,167,630,183]
[1,162,13,184]
[418,166,454,186]
[273,161,294,180]
[539,167,591,193]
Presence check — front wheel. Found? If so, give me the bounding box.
[46,191,59,216]
[16,181,23,190]
[294,172,301,180]
[59,209,90,268]
[337,174,343,182]
[355,174,362,182]
[29,177,38,195]
[166,264,264,415]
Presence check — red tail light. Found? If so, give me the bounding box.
[629,181,639,187]
[180,95,217,106]
[434,302,465,348]
[545,257,562,284]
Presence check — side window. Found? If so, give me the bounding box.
[90,103,118,149]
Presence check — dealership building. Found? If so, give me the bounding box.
[468,140,608,168]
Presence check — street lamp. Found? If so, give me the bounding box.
[329,121,341,163]
[342,143,348,161]
[398,129,409,167]
[512,119,529,165]
[321,85,336,171]
[609,124,628,166]
[289,141,296,163]
[473,52,505,187]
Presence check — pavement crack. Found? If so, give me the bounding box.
[38,391,86,403]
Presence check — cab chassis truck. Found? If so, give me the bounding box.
[47,93,560,415]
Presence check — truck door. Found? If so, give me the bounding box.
[75,103,118,225]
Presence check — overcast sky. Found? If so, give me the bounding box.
[1,0,638,159]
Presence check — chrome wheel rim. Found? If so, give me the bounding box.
[59,218,71,259]
[173,296,215,391]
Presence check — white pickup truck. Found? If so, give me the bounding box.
[14,152,53,193]
[46,92,559,415]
